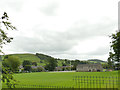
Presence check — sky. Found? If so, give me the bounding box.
[0,0,119,61]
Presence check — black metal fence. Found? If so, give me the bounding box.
[73,76,119,89]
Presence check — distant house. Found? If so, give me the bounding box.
[19,65,44,69]
[55,66,63,71]
[31,66,45,71]
[19,65,45,72]
[76,64,103,72]
[55,66,73,71]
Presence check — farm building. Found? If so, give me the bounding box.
[76,64,103,72]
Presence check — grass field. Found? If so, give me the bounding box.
[2,71,119,88]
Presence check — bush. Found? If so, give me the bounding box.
[31,68,38,72]
[71,66,76,70]
[65,67,71,71]
[32,62,37,66]
[24,65,31,72]
[37,67,44,72]
[40,61,43,63]
[3,56,20,72]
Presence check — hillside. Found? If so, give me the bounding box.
[87,59,107,64]
[7,53,40,64]
[6,53,63,66]
[3,53,107,67]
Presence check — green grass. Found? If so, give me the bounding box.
[2,71,119,88]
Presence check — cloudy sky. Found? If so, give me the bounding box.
[0,0,119,61]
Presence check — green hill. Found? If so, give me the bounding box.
[8,53,40,64]
[6,53,62,66]
[87,59,107,64]
[3,53,107,67]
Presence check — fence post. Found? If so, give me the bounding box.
[109,76,111,88]
[93,76,94,88]
[79,76,81,88]
[84,76,85,88]
[87,76,88,88]
[119,71,120,90]
[75,76,77,86]
[80,76,82,88]
[106,76,107,89]
[90,76,91,88]
[96,76,98,88]
[116,76,118,89]
[99,76,101,89]
[113,76,114,89]
[102,76,104,88]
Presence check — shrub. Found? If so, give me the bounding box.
[40,61,43,63]
[20,68,24,73]
[65,67,71,71]
[31,68,37,72]
[37,67,44,72]
[24,65,31,72]
[32,62,37,66]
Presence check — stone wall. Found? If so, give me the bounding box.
[76,64,103,72]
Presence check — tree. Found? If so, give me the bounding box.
[62,62,66,66]
[22,60,32,67]
[0,12,16,53]
[102,63,109,69]
[65,59,70,64]
[37,67,44,72]
[45,58,57,71]
[107,52,114,69]
[32,62,37,66]
[108,30,120,69]
[22,60,32,72]
[24,65,31,72]
[3,56,20,72]
[31,68,37,72]
[0,12,17,88]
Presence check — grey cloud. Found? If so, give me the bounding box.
[11,32,77,54]
[9,18,116,57]
[0,0,24,12]
[40,2,59,16]
[86,46,109,55]
[65,19,116,41]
